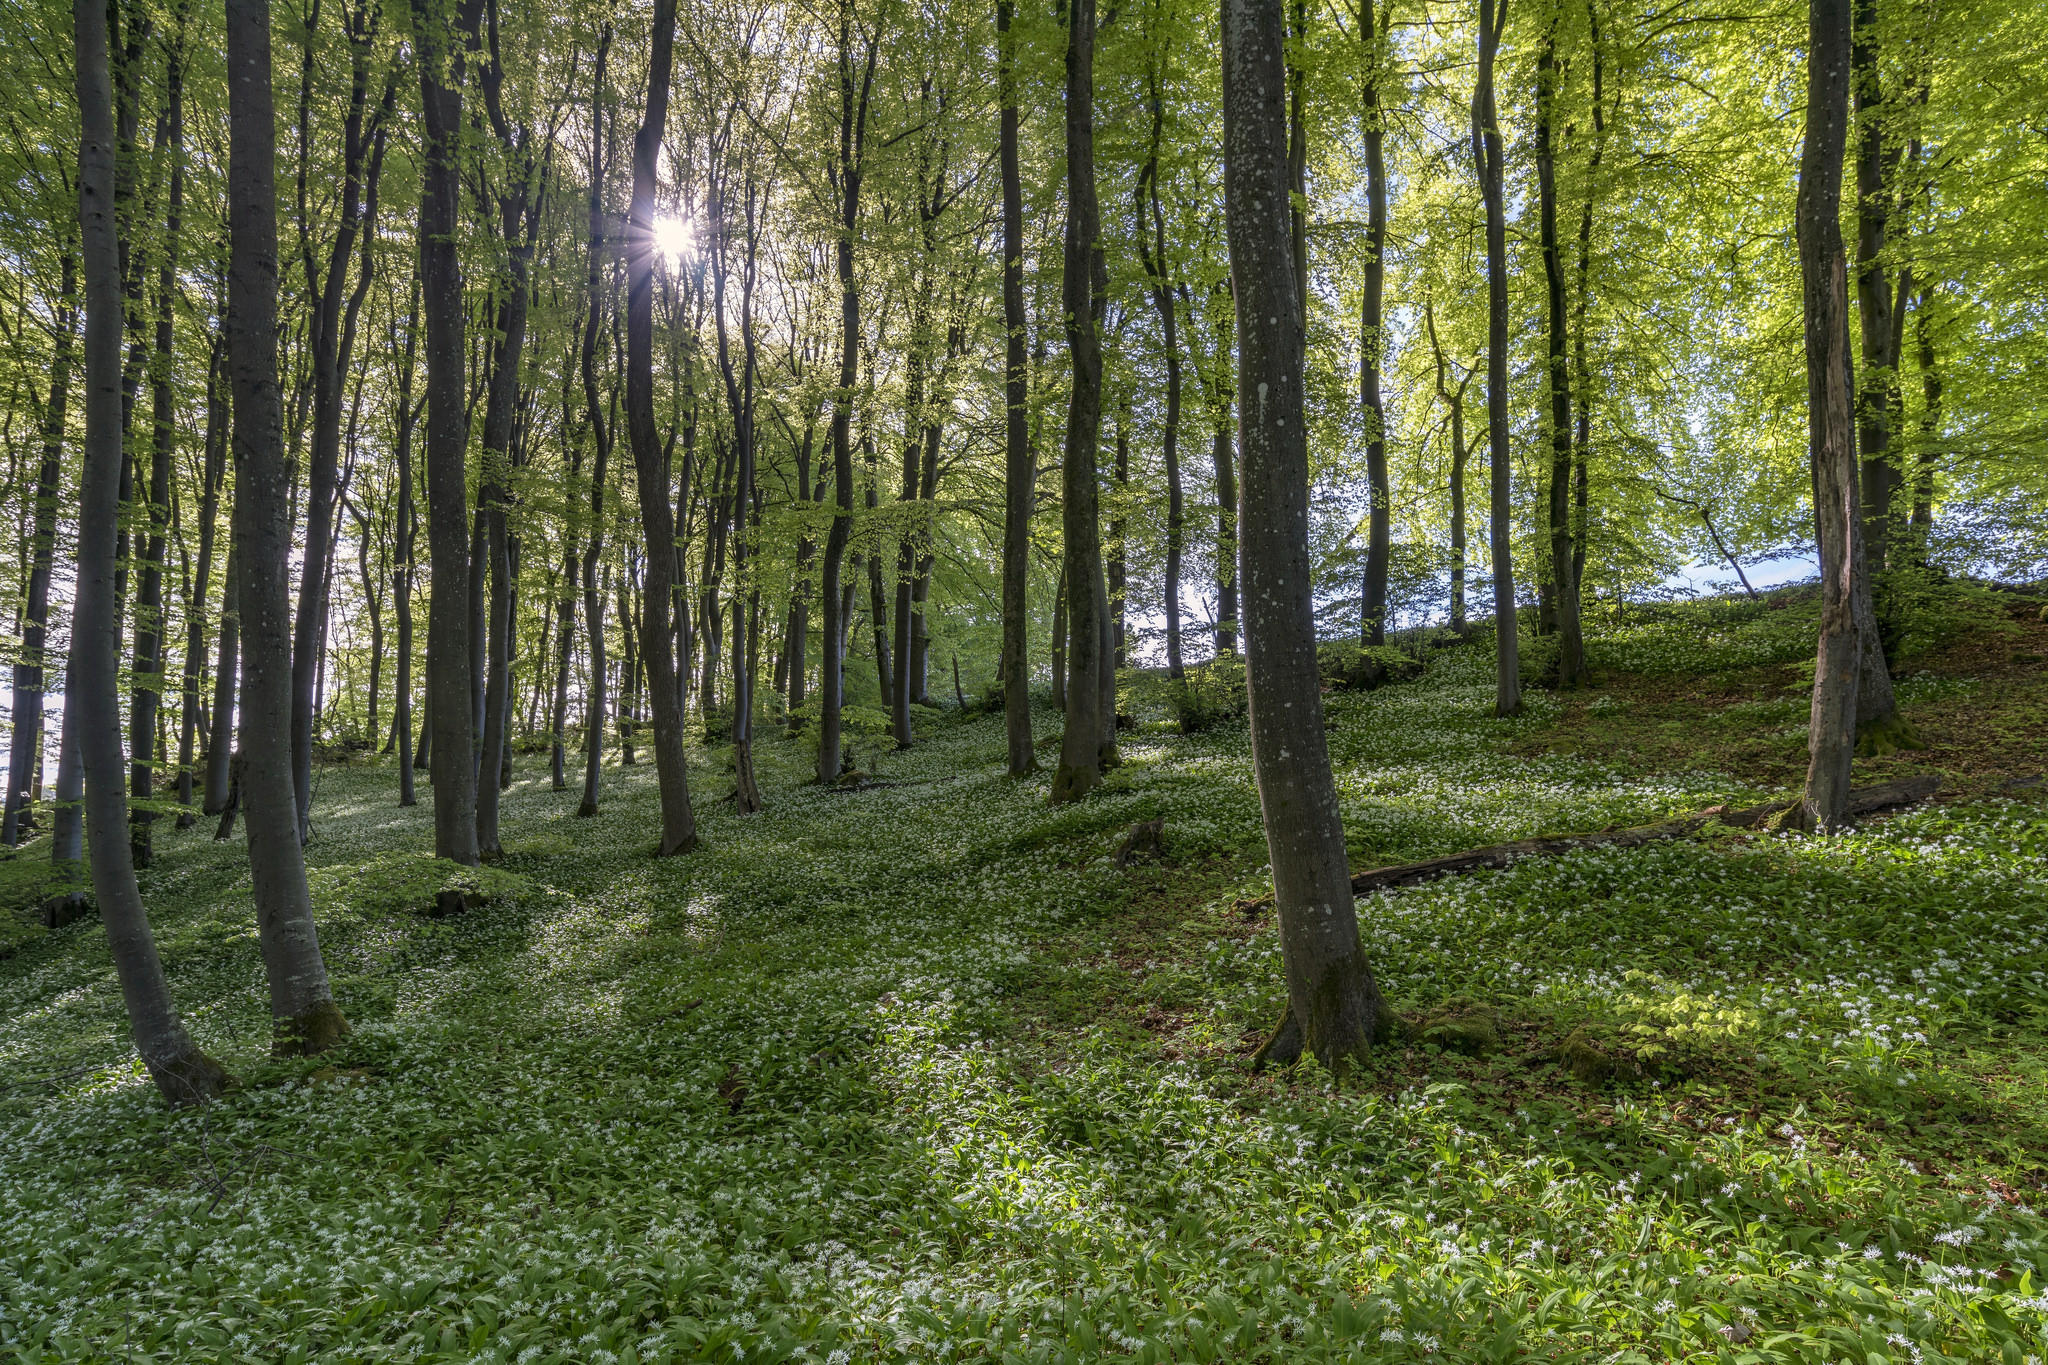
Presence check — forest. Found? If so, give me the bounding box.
[1,0,2047,1354]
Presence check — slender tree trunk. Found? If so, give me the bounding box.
[411,0,481,864]
[618,561,638,767]
[577,40,614,816]
[815,0,875,785]
[890,355,923,748]
[998,0,1036,773]
[1851,0,1897,570]
[1795,0,1861,831]
[1138,64,1185,683]
[129,4,188,868]
[1109,404,1128,669]
[293,6,386,844]
[203,545,239,812]
[392,280,420,807]
[74,0,228,1103]
[227,0,347,1051]
[1910,284,1940,533]
[176,334,227,829]
[1427,304,1473,634]
[1535,18,1586,686]
[1049,560,1067,711]
[1050,0,1113,804]
[48,697,88,922]
[3,250,76,845]
[627,0,696,853]
[1358,0,1391,647]
[1213,406,1239,654]
[1222,0,1386,1074]
[1569,0,1605,612]
[1473,0,1520,715]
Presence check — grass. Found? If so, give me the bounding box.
[2,583,2046,1363]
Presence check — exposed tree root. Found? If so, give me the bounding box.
[1234,775,1940,920]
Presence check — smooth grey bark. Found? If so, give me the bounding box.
[293,3,388,845]
[175,335,226,830]
[392,279,420,807]
[1794,0,1861,831]
[1568,0,1605,612]
[1357,0,1391,647]
[1050,0,1115,804]
[1426,304,1474,632]
[707,152,765,812]
[2,248,75,846]
[814,0,876,786]
[1850,0,1897,568]
[411,0,482,865]
[226,0,347,1052]
[1472,0,1520,715]
[1221,0,1386,1074]
[202,545,238,813]
[49,694,88,925]
[130,2,187,868]
[1534,17,1586,686]
[627,0,697,854]
[474,0,546,852]
[1136,56,1185,682]
[576,39,614,817]
[73,0,227,1103]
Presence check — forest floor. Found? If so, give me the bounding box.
[3,582,2047,1364]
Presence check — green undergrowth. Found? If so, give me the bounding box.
[3,592,2047,1362]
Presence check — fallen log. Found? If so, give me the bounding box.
[1235,774,1939,919]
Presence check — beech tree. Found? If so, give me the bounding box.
[1795,0,1861,832]
[72,0,226,1104]
[1224,0,1387,1073]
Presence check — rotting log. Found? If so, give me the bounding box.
[1235,775,1939,920]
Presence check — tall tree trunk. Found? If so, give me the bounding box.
[783,424,818,731]
[203,545,239,812]
[3,249,76,845]
[1568,0,1605,611]
[129,2,188,868]
[815,0,876,785]
[293,3,387,844]
[576,39,613,816]
[1795,0,1861,831]
[176,333,227,830]
[1212,403,1239,654]
[1109,403,1128,669]
[392,279,420,807]
[1049,560,1067,711]
[411,0,482,864]
[1910,283,1939,534]
[708,158,765,812]
[1050,0,1114,804]
[1427,304,1473,634]
[627,0,696,853]
[1358,0,1391,647]
[890,355,923,748]
[1222,0,1386,1074]
[1137,60,1185,682]
[75,0,228,1103]
[999,0,1036,774]
[1473,0,1520,715]
[1535,16,1586,687]
[1851,0,1896,570]
[227,0,348,1051]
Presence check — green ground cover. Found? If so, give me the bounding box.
[3,589,2047,1363]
